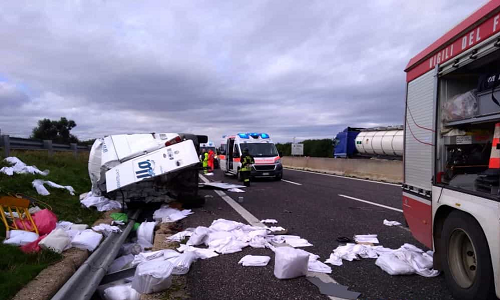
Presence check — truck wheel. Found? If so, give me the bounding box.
[441,210,495,300]
[237,170,242,182]
[274,172,282,181]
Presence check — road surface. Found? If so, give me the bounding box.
[180,168,453,300]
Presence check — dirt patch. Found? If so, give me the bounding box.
[11,248,88,300]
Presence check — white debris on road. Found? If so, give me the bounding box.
[325,242,439,277]
[383,219,402,226]
[153,205,193,223]
[167,229,194,242]
[80,192,122,212]
[353,234,379,244]
[261,219,278,224]
[32,179,75,196]
[268,226,286,232]
[227,188,245,193]
[238,255,271,267]
[0,157,49,176]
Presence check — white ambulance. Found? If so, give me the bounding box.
[218,133,283,180]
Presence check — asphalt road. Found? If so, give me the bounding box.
[180,168,454,300]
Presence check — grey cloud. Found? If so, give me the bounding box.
[0,0,485,142]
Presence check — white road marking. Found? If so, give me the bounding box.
[338,194,403,213]
[282,179,302,186]
[199,174,264,227]
[199,174,347,300]
[285,168,401,187]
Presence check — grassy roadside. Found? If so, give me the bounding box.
[0,150,102,300]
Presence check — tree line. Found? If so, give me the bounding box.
[31,117,95,145]
[276,139,333,158]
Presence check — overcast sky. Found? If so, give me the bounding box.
[0,0,487,142]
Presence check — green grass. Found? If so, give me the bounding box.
[0,150,102,300]
[0,245,62,300]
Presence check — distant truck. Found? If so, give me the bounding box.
[218,132,283,180]
[333,126,403,158]
[403,1,500,299]
[88,133,207,205]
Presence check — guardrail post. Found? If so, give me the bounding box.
[2,135,10,157]
[43,140,53,157]
[70,143,78,158]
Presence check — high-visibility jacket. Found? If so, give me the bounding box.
[203,153,209,167]
[240,154,254,172]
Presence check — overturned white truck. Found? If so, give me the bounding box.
[88,133,207,206]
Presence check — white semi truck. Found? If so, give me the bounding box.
[404,1,500,299]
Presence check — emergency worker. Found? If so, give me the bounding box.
[240,148,254,186]
[203,152,209,174]
[208,149,215,172]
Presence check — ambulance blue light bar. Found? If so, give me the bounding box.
[238,132,270,139]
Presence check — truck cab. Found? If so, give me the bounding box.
[219,133,283,180]
[404,2,500,299]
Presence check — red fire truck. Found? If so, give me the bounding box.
[404,1,500,299]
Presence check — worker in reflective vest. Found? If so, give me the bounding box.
[240,148,254,186]
[203,152,209,174]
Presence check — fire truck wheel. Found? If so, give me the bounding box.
[237,169,242,182]
[441,210,495,300]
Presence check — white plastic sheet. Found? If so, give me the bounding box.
[307,252,332,274]
[131,260,174,294]
[227,188,245,193]
[274,247,309,279]
[3,230,39,246]
[208,236,248,254]
[92,224,122,237]
[103,283,141,300]
[209,219,245,232]
[131,249,175,267]
[238,255,270,267]
[383,219,402,227]
[187,226,210,246]
[71,229,103,251]
[376,249,439,277]
[167,230,193,242]
[108,254,134,273]
[153,206,193,223]
[268,226,286,232]
[80,192,122,212]
[171,251,198,275]
[137,222,155,247]
[261,219,278,224]
[278,235,313,248]
[32,179,75,196]
[39,228,72,253]
[353,234,379,244]
[177,244,219,259]
[0,157,49,176]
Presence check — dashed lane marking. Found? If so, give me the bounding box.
[285,168,401,187]
[282,179,302,185]
[338,194,403,213]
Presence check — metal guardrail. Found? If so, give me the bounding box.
[51,210,141,300]
[0,135,90,157]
